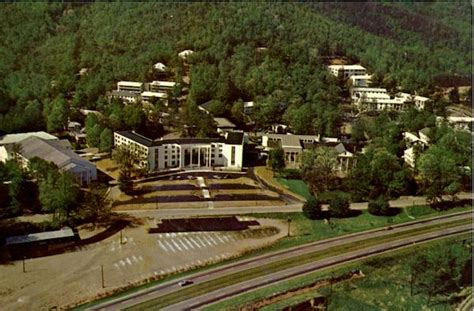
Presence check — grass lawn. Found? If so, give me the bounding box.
[254,205,472,251]
[275,178,311,200]
[205,233,472,311]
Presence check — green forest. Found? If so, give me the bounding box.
[0,2,470,135]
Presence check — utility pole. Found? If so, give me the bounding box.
[22,256,26,273]
[287,216,292,237]
[101,264,105,288]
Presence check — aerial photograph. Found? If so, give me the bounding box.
[0,2,472,310]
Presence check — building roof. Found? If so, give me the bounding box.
[328,64,366,70]
[214,118,236,128]
[116,131,153,147]
[350,74,372,80]
[18,136,95,172]
[178,50,194,58]
[446,116,474,123]
[351,87,388,93]
[225,132,244,145]
[243,101,254,108]
[264,133,320,149]
[150,81,176,88]
[153,62,167,71]
[115,131,245,147]
[110,90,140,97]
[117,81,143,87]
[5,227,75,246]
[141,91,167,98]
[0,131,58,146]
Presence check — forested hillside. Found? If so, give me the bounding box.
[0,2,470,134]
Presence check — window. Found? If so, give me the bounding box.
[231,146,236,166]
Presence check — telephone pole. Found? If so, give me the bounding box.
[101,264,105,288]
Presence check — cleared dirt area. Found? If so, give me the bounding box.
[0,217,286,310]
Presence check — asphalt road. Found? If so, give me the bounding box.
[169,224,472,311]
[116,192,473,218]
[90,211,472,311]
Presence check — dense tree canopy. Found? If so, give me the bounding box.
[0,3,469,134]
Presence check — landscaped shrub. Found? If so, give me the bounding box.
[368,197,391,216]
[279,168,302,179]
[302,196,323,220]
[328,192,351,218]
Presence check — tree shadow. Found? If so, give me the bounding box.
[430,199,471,211]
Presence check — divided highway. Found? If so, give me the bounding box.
[89,211,472,311]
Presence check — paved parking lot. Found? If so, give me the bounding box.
[0,217,286,310]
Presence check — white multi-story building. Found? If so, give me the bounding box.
[352,88,429,112]
[114,131,244,172]
[396,93,429,110]
[349,74,372,87]
[141,91,168,102]
[328,65,367,78]
[149,81,176,93]
[117,81,143,93]
[110,90,140,103]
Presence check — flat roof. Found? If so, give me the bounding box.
[328,64,366,70]
[141,91,167,98]
[117,81,143,87]
[111,90,140,97]
[0,131,58,146]
[214,117,236,128]
[350,74,372,79]
[115,131,245,147]
[5,227,75,245]
[352,87,388,93]
[116,131,154,147]
[150,81,176,87]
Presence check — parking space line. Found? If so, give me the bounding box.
[158,240,169,252]
[187,237,202,249]
[183,237,198,249]
[195,235,211,247]
[206,234,218,246]
[170,239,183,251]
[164,240,177,253]
[214,233,225,243]
[176,238,190,251]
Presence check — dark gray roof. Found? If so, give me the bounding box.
[5,227,75,245]
[116,131,242,147]
[18,136,95,171]
[116,131,153,147]
[225,132,244,145]
[199,101,214,112]
[334,143,347,154]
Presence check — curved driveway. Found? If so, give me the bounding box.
[90,211,472,310]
